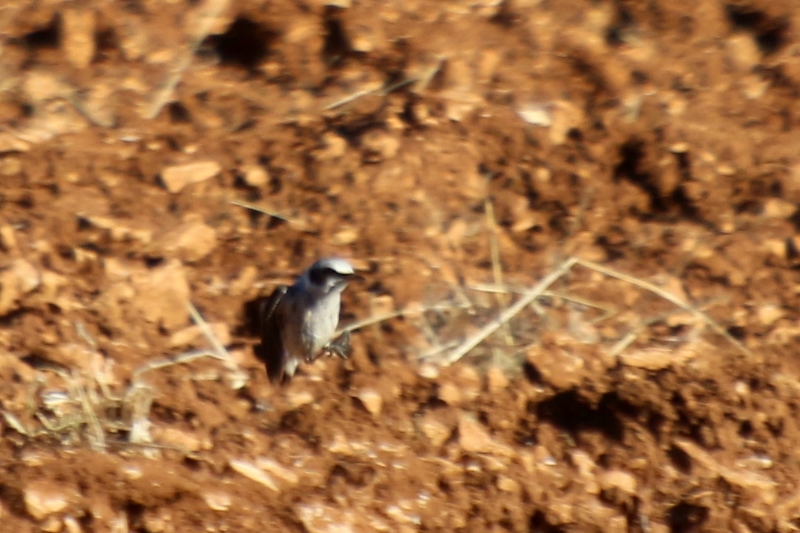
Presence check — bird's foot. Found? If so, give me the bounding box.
[323,332,351,360]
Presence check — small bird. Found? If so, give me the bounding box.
[260,257,356,384]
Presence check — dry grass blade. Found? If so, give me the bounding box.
[336,300,465,336]
[188,301,248,389]
[2,411,29,436]
[72,372,106,451]
[324,77,418,110]
[142,0,232,119]
[441,257,579,366]
[441,256,752,366]
[574,258,753,358]
[134,303,247,389]
[414,57,445,93]
[126,382,155,445]
[485,197,515,347]
[230,200,315,233]
[467,282,617,323]
[132,349,221,380]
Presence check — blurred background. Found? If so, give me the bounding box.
[1,0,800,531]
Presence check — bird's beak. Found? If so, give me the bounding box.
[338,272,362,286]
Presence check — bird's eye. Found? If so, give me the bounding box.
[309,267,339,286]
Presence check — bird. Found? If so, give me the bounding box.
[259,257,356,384]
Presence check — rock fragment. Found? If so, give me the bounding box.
[242,164,269,186]
[62,9,96,68]
[0,225,19,253]
[296,501,360,533]
[229,459,279,492]
[24,481,78,520]
[438,382,462,405]
[0,259,41,316]
[160,161,221,193]
[131,259,190,331]
[418,412,452,447]
[160,217,218,263]
[355,388,383,416]
[254,458,300,485]
[287,390,315,410]
[486,366,509,392]
[0,133,31,153]
[203,490,232,512]
[458,413,514,456]
[229,265,258,297]
[151,426,205,452]
[598,469,638,496]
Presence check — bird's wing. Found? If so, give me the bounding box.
[260,285,289,384]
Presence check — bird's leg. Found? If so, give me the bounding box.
[323,331,351,360]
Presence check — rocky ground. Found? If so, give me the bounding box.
[2,0,800,531]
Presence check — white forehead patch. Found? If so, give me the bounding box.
[312,257,354,276]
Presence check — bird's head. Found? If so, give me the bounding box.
[301,257,356,296]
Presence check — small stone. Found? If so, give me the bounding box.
[418,413,452,447]
[21,449,56,467]
[169,322,230,348]
[229,459,279,492]
[131,259,190,331]
[203,490,232,511]
[152,426,203,452]
[762,239,786,259]
[517,103,551,126]
[62,8,96,68]
[40,517,62,532]
[0,225,18,253]
[63,516,82,533]
[0,259,41,316]
[120,464,143,480]
[39,271,67,306]
[24,481,77,520]
[598,470,638,495]
[757,304,784,326]
[669,142,689,153]
[457,365,482,401]
[486,366,508,393]
[161,217,217,263]
[497,475,520,493]
[361,131,400,160]
[355,388,383,416]
[438,382,462,405]
[296,501,359,533]
[0,133,31,153]
[763,198,796,219]
[142,509,170,532]
[727,33,761,72]
[23,71,70,102]
[160,161,221,193]
[458,413,514,456]
[287,390,315,410]
[0,156,21,176]
[620,344,697,370]
[317,132,348,160]
[331,227,359,245]
[417,363,439,379]
[328,432,355,455]
[242,164,269,186]
[548,100,583,145]
[80,83,116,127]
[254,458,300,485]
